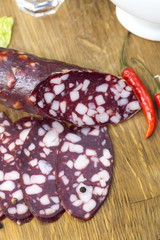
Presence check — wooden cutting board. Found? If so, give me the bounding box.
[0,0,160,239]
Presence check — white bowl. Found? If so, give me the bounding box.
[110,0,160,41]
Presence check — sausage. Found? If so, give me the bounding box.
[0,208,5,221]
[19,118,66,222]
[0,114,36,224]
[0,48,140,126]
[56,125,113,220]
[0,112,8,222]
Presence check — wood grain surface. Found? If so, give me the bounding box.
[0,0,160,239]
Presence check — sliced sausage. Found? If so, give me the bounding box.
[0,112,9,221]
[0,208,5,221]
[0,48,140,126]
[0,115,36,224]
[19,118,66,222]
[56,126,113,220]
[31,71,140,126]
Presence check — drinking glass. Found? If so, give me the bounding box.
[15,0,64,17]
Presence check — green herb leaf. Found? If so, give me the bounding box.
[0,16,14,48]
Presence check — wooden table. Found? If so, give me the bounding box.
[1,0,160,239]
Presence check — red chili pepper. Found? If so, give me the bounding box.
[120,33,156,138]
[155,93,160,108]
[131,58,160,109]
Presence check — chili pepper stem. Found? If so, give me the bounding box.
[131,57,160,94]
[120,32,130,73]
